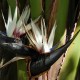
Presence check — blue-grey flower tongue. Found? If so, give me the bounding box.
[0,31,16,43]
[0,42,39,57]
[0,31,39,57]
[30,30,80,77]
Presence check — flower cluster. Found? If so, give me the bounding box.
[2,6,57,53]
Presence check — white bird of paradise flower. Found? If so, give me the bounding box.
[0,5,57,68]
[2,6,30,38]
[2,5,57,53]
[24,18,57,53]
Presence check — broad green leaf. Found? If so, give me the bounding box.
[29,0,42,19]
[17,60,28,80]
[44,0,53,25]
[75,59,80,80]
[66,0,76,39]
[48,0,69,79]
[59,31,80,80]
[59,18,80,80]
[54,0,69,45]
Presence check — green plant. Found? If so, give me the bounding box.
[0,0,80,80]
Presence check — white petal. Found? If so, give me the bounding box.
[24,8,30,24]
[24,25,40,50]
[41,19,44,40]
[2,12,7,28]
[24,16,41,31]
[24,24,31,31]
[17,6,30,29]
[19,27,25,34]
[0,58,4,66]
[42,18,47,37]
[41,18,49,52]
[7,6,17,37]
[48,21,57,49]
[34,16,41,23]
[6,6,12,31]
[42,36,50,53]
[27,33,40,50]
[31,20,42,50]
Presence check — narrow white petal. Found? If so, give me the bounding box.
[41,18,47,40]
[17,6,30,29]
[48,21,57,49]
[24,25,40,50]
[24,24,31,31]
[24,16,41,32]
[7,6,17,37]
[27,33,40,50]
[26,35,35,47]
[18,8,30,34]
[42,18,47,37]
[24,8,30,24]
[0,58,4,66]
[6,6,12,31]
[42,36,50,52]
[41,19,44,39]
[34,16,41,23]
[31,20,42,49]
[2,12,7,28]
[19,27,25,34]
[41,18,49,52]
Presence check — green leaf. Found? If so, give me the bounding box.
[59,18,80,80]
[17,60,28,80]
[29,0,42,19]
[44,0,53,24]
[66,0,76,36]
[54,0,69,45]
[75,59,80,80]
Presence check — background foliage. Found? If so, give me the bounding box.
[0,0,80,80]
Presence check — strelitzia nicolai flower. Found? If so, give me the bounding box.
[25,18,57,53]
[0,5,79,77]
[2,6,30,38]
